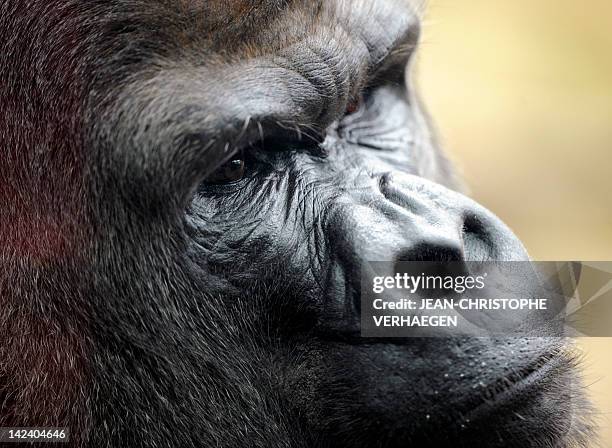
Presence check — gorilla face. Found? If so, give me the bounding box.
[185,84,578,447]
[0,0,592,447]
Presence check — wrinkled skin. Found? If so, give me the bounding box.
[0,0,593,447]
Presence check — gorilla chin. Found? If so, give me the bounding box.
[0,0,594,447]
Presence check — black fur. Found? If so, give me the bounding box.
[0,1,594,447]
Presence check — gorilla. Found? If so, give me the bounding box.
[0,0,594,447]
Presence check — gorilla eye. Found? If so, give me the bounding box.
[205,151,246,185]
[345,93,365,116]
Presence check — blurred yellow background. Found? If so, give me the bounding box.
[417,0,612,445]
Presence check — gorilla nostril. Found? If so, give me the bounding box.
[462,212,495,261]
[392,237,468,291]
[391,239,471,300]
[395,240,464,263]
[463,212,488,239]
[378,172,392,194]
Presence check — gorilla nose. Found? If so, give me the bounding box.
[332,175,469,266]
[325,172,529,321]
[362,172,527,263]
[378,172,466,263]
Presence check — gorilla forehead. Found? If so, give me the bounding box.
[109,0,420,43]
[89,0,420,93]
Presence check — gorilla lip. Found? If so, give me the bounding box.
[318,335,569,409]
[461,349,571,421]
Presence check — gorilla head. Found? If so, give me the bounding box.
[0,1,593,447]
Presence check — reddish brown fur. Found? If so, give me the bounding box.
[1,1,92,443]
